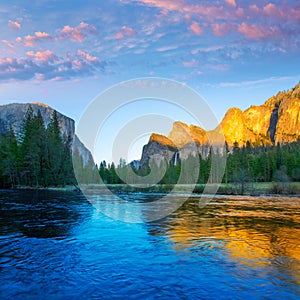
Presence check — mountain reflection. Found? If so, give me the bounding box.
[148,196,300,283]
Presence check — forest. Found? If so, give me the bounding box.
[0,106,300,193]
[99,140,300,194]
[0,106,75,188]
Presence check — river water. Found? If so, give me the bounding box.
[0,190,299,299]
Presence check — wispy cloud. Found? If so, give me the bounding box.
[212,23,233,37]
[8,20,21,29]
[218,76,300,88]
[132,0,300,42]
[237,22,280,39]
[189,21,203,35]
[122,26,135,36]
[225,0,236,7]
[156,45,179,52]
[2,40,14,48]
[77,49,98,62]
[182,58,198,67]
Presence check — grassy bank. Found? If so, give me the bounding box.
[10,182,300,196]
[78,182,300,196]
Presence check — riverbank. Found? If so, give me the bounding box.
[6,182,300,197]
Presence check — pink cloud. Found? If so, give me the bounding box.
[189,21,203,35]
[182,59,198,67]
[137,0,183,11]
[237,22,279,39]
[35,31,52,40]
[77,49,98,62]
[225,0,236,7]
[115,32,124,39]
[248,3,300,23]
[72,59,83,70]
[249,4,259,13]
[8,20,21,29]
[16,31,53,47]
[262,3,295,20]
[16,35,36,47]
[212,23,233,37]
[59,25,84,42]
[135,0,300,33]
[26,50,56,62]
[2,40,14,48]
[0,57,14,64]
[135,0,230,21]
[58,22,98,42]
[122,26,135,36]
[0,50,107,81]
[78,21,98,34]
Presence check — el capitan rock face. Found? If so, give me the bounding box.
[140,82,300,166]
[0,102,93,165]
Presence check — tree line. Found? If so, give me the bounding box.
[99,140,300,189]
[0,106,75,188]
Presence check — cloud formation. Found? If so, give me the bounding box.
[16,31,53,47]
[57,22,98,42]
[225,0,236,7]
[212,23,233,37]
[0,50,106,81]
[8,20,21,29]
[26,50,57,62]
[35,32,52,39]
[189,21,203,35]
[1,0,299,85]
[14,22,97,48]
[237,23,279,39]
[133,0,300,41]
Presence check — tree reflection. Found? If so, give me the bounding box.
[0,190,92,238]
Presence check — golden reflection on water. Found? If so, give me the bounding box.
[163,196,300,282]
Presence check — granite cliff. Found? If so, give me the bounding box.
[140,82,300,166]
[0,102,93,165]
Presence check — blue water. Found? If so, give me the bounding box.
[0,190,299,299]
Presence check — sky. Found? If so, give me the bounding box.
[0,0,300,163]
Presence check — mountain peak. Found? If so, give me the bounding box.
[29,102,51,109]
[140,82,300,165]
[0,102,94,166]
[150,133,176,148]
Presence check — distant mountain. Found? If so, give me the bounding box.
[0,102,93,165]
[140,82,300,166]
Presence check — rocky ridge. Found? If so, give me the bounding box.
[140,82,300,166]
[0,102,93,165]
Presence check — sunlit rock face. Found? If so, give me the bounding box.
[140,134,177,167]
[140,82,300,166]
[219,107,257,146]
[0,102,94,165]
[168,121,208,146]
[275,96,300,144]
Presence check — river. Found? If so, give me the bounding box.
[0,190,299,299]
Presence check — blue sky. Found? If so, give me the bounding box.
[0,0,300,163]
